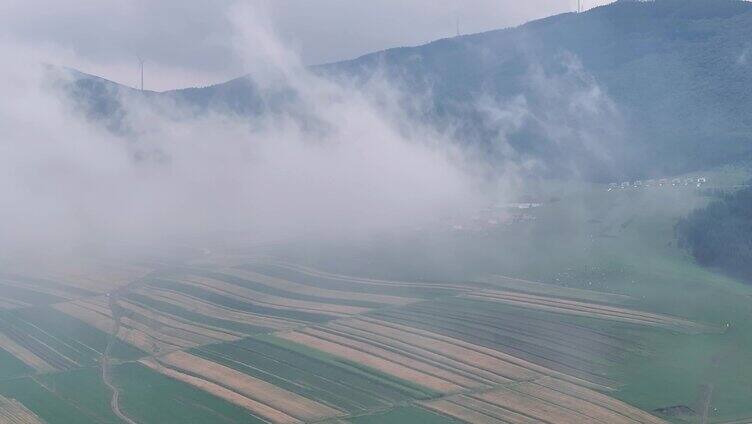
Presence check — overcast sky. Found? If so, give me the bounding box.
[1,0,613,91]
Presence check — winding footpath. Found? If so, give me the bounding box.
[102,291,138,424]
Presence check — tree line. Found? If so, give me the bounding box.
[676,186,752,282]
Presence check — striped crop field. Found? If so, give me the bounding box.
[0,257,716,423]
[0,394,45,424]
[0,274,97,311]
[0,362,264,424]
[420,377,668,424]
[0,307,143,372]
[462,290,713,334]
[187,335,436,413]
[54,295,249,355]
[3,260,155,295]
[478,274,633,303]
[366,297,651,388]
[276,315,609,393]
[141,351,344,423]
[237,259,479,299]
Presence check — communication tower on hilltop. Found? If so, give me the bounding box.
[137,56,145,91]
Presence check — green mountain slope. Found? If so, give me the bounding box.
[62,0,752,180]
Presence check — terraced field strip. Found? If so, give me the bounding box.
[347,405,461,424]
[55,296,239,355]
[0,281,68,307]
[145,278,340,323]
[421,377,668,424]
[296,326,485,387]
[0,306,142,372]
[0,276,95,302]
[275,311,613,398]
[139,358,301,423]
[465,290,710,333]
[0,298,30,310]
[0,274,98,298]
[391,300,632,359]
[144,351,345,423]
[532,378,669,424]
[190,336,436,414]
[369,303,620,387]
[350,315,613,390]
[252,260,471,288]
[478,274,631,303]
[277,329,465,393]
[181,275,369,316]
[327,318,540,383]
[420,397,539,424]
[18,261,154,294]
[0,395,45,424]
[220,268,416,306]
[241,261,476,298]
[55,298,174,354]
[0,321,79,371]
[129,287,296,332]
[118,298,240,341]
[0,331,55,373]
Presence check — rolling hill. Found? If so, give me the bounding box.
[61,0,752,180]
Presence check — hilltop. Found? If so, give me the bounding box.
[62,0,752,180]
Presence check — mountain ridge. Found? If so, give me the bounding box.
[60,0,752,180]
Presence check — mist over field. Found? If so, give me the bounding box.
[0,7,491,261]
[1,1,632,263]
[3,2,752,424]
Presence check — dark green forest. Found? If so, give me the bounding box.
[676,186,752,282]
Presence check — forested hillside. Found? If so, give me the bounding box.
[676,186,752,281]
[63,0,752,180]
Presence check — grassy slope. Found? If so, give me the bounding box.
[504,179,752,422]
[114,362,264,424]
[591,223,752,421]
[0,347,32,379]
[0,371,117,424]
[0,363,264,424]
[275,168,752,423]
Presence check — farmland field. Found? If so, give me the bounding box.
[0,171,751,423]
[0,393,45,424]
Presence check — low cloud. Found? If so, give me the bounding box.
[0,8,488,262]
[738,47,749,65]
[474,52,625,180]
[0,3,627,267]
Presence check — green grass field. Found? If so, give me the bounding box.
[0,370,118,424]
[522,184,752,421]
[0,347,32,379]
[113,362,265,424]
[348,406,459,424]
[267,167,752,423]
[0,363,264,424]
